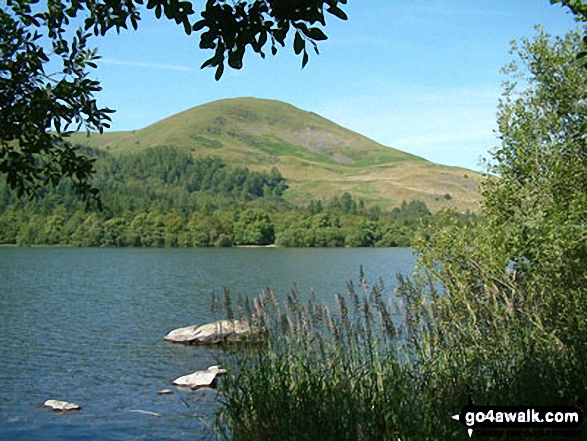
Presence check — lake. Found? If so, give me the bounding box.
[0,247,417,440]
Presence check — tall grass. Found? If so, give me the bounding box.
[213,273,457,440]
[213,258,586,440]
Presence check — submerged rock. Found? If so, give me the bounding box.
[156,389,174,395]
[44,400,81,412]
[172,365,227,389]
[164,319,261,345]
[129,409,163,417]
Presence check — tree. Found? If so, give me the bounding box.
[483,27,587,337]
[1,5,109,207]
[407,27,587,406]
[1,0,348,204]
[233,208,274,245]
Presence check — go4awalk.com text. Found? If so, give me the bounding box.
[452,403,583,438]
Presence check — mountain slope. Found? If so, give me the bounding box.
[71,97,482,212]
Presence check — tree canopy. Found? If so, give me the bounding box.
[0,0,348,204]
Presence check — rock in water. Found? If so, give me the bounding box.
[157,389,174,395]
[173,370,218,389]
[164,319,261,344]
[172,365,227,389]
[44,400,81,411]
[129,409,163,417]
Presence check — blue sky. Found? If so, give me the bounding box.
[93,1,579,171]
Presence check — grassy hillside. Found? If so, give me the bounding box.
[70,97,482,212]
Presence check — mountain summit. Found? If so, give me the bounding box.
[73,97,481,211]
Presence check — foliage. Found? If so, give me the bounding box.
[402,25,587,424]
[550,1,587,65]
[215,280,440,441]
[0,146,448,247]
[195,0,348,77]
[275,212,345,247]
[552,0,587,18]
[233,208,275,245]
[484,27,587,341]
[1,3,109,206]
[1,0,348,203]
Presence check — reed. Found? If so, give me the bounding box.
[214,263,586,440]
[214,274,447,440]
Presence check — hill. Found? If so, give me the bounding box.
[70,97,482,212]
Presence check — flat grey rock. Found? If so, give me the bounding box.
[164,319,261,345]
[172,365,227,389]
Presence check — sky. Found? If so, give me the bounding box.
[91,0,580,172]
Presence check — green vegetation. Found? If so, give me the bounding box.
[213,28,587,440]
[215,279,428,440]
[67,97,482,212]
[0,93,481,247]
[0,145,464,247]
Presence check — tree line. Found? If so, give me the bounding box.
[0,146,473,247]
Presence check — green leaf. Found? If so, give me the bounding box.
[200,31,216,49]
[257,30,267,49]
[215,63,224,80]
[327,6,348,21]
[201,56,216,69]
[228,50,243,69]
[294,32,304,55]
[305,27,327,41]
[193,20,206,32]
[183,19,191,35]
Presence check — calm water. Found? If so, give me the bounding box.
[0,247,416,440]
